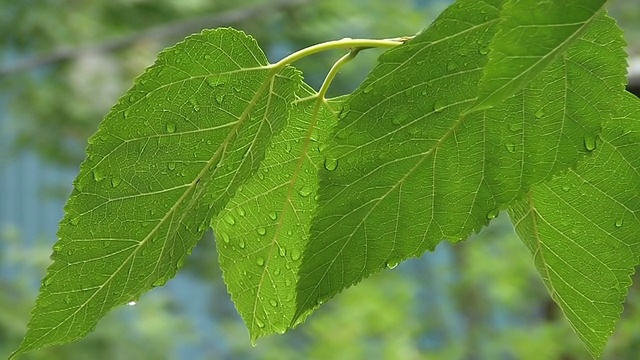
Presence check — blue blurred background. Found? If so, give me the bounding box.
[1,1,639,359]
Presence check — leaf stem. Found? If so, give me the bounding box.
[270,37,410,69]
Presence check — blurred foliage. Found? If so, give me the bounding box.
[2,0,640,358]
[0,225,193,360]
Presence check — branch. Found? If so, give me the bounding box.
[0,0,310,77]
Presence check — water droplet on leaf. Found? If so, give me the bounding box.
[298,185,312,197]
[168,162,176,171]
[505,143,516,153]
[535,108,545,119]
[256,257,265,266]
[223,214,236,225]
[324,157,338,171]
[110,177,122,188]
[290,249,301,261]
[584,136,596,151]
[486,209,499,220]
[257,227,267,236]
[269,299,278,307]
[93,169,105,182]
[166,122,176,133]
[615,218,624,228]
[433,101,445,113]
[268,211,278,220]
[127,301,137,306]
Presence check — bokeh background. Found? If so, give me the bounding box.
[1,1,639,359]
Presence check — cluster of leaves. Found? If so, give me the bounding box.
[11,0,640,358]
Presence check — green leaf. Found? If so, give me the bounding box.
[509,91,640,357]
[295,1,626,321]
[213,84,338,341]
[473,0,609,111]
[12,28,301,357]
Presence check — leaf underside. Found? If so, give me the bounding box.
[474,0,609,110]
[12,28,301,357]
[296,0,627,329]
[509,91,640,357]
[212,84,339,340]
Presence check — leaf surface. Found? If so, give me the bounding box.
[509,91,640,357]
[12,28,300,357]
[296,0,626,321]
[473,0,609,111]
[213,85,338,340]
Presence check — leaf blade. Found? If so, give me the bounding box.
[13,28,301,356]
[508,91,640,357]
[472,0,609,111]
[296,1,626,323]
[213,85,339,340]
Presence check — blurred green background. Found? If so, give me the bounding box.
[1,1,639,359]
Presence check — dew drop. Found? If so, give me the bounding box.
[273,267,281,276]
[584,136,597,151]
[615,218,624,228]
[232,207,244,219]
[433,101,445,113]
[127,301,137,306]
[166,122,176,133]
[505,143,516,153]
[285,279,292,286]
[278,247,286,257]
[111,177,122,188]
[190,98,200,112]
[486,209,499,220]
[535,108,545,119]
[478,47,489,55]
[223,214,236,225]
[256,257,265,266]
[123,109,131,119]
[323,157,338,171]
[93,169,105,182]
[509,123,522,132]
[386,260,399,269]
[561,185,570,192]
[290,249,301,261]
[221,233,230,243]
[53,243,63,252]
[256,318,265,328]
[257,227,267,236]
[269,299,278,307]
[168,162,176,171]
[268,211,278,220]
[204,54,211,60]
[238,239,246,249]
[363,84,374,94]
[298,185,312,198]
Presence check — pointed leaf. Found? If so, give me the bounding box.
[473,0,609,111]
[12,28,300,357]
[296,1,626,320]
[508,91,640,357]
[213,85,338,340]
